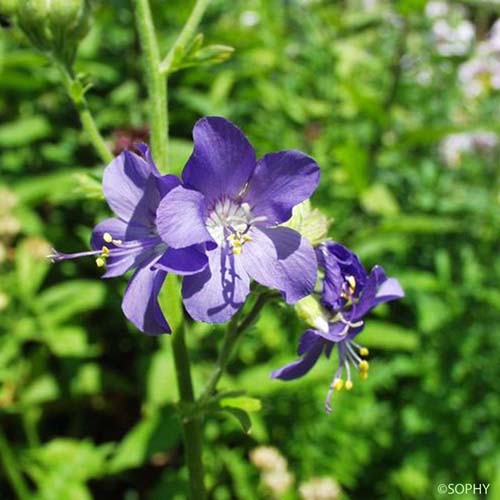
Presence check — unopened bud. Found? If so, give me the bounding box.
[17,0,90,64]
[294,295,329,334]
[284,200,331,245]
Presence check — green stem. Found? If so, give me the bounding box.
[198,293,270,406]
[54,61,113,164]
[171,322,206,500]
[159,0,212,74]
[132,0,168,172]
[0,425,31,500]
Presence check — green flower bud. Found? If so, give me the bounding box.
[16,0,90,65]
[283,200,331,246]
[294,295,329,334]
[17,0,52,50]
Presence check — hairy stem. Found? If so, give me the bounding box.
[171,323,206,500]
[55,62,113,164]
[198,293,271,406]
[0,425,31,500]
[132,0,168,172]
[159,0,212,74]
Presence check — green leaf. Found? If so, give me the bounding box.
[361,184,400,216]
[109,408,181,473]
[20,375,60,406]
[22,439,113,500]
[15,237,50,298]
[35,281,106,326]
[359,321,419,351]
[221,406,252,434]
[43,327,98,357]
[0,116,51,147]
[220,395,262,413]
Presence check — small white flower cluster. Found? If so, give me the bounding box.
[250,446,294,497]
[426,1,475,57]
[299,477,342,500]
[459,20,500,98]
[440,131,498,168]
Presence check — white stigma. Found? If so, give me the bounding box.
[205,198,266,253]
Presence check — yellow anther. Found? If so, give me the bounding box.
[103,232,113,243]
[333,379,344,391]
[232,246,242,255]
[227,234,236,242]
[359,347,369,357]
[113,239,122,245]
[242,235,253,242]
[345,380,353,391]
[101,246,110,257]
[360,371,368,380]
[359,360,369,372]
[346,275,356,291]
[95,257,106,268]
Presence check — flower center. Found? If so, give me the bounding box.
[205,198,265,254]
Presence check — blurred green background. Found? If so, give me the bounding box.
[1,0,500,499]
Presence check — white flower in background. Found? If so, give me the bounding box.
[262,469,295,495]
[362,0,380,10]
[432,18,475,56]
[250,446,295,497]
[459,18,500,97]
[425,1,449,19]
[250,446,287,472]
[239,10,259,27]
[458,57,500,98]
[440,131,498,168]
[299,477,342,500]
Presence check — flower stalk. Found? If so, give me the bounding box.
[198,292,271,406]
[55,61,113,164]
[159,0,212,75]
[171,322,206,500]
[132,0,168,172]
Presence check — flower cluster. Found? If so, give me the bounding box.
[426,1,475,57]
[271,242,404,412]
[440,131,498,168]
[459,19,500,99]
[51,116,403,412]
[51,117,319,331]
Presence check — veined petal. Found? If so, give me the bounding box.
[134,143,158,172]
[182,245,250,323]
[154,246,208,275]
[352,266,404,321]
[121,263,170,335]
[271,339,324,381]
[182,117,256,203]
[103,150,158,222]
[156,185,215,249]
[317,247,343,310]
[298,329,323,355]
[245,150,320,225]
[241,226,317,304]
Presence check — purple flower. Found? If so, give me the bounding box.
[50,145,208,334]
[271,241,404,412]
[156,116,320,323]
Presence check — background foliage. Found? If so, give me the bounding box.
[1,0,500,499]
